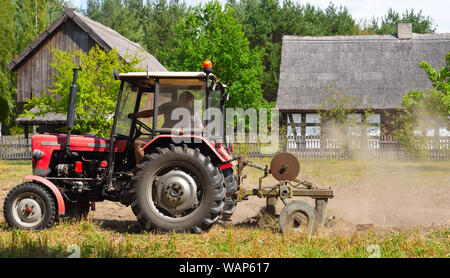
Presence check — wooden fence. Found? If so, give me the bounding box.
[0,135,32,160]
[231,134,450,160]
[1,134,449,161]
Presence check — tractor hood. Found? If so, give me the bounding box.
[32,133,127,153]
[31,133,127,177]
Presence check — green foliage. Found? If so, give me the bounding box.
[87,0,145,44]
[143,0,189,58]
[402,51,450,128]
[0,0,15,123]
[22,46,143,137]
[363,8,436,34]
[8,125,24,136]
[394,51,450,158]
[165,1,268,111]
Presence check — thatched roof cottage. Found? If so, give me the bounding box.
[276,23,450,137]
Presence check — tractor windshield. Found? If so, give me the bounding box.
[154,79,223,136]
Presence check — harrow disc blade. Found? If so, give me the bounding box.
[270,152,300,181]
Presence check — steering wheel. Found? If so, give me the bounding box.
[134,119,154,139]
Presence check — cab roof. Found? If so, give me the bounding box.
[118,71,228,88]
[119,71,216,80]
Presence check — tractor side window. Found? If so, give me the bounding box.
[116,83,139,137]
[205,88,223,140]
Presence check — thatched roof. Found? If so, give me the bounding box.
[16,107,66,125]
[276,29,450,112]
[7,8,167,72]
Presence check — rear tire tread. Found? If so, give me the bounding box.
[130,145,225,233]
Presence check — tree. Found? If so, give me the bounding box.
[391,51,450,158]
[0,0,16,124]
[22,46,143,136]
[86,0,145,44]
[166,1,268,110]
[402,51,450,128]
[143,0,189,61]
[365,8,436,34]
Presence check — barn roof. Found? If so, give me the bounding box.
[15,107,66,125]
[7,8,167,72]
[276,27,450,112]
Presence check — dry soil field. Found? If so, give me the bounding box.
[0,159,448,257]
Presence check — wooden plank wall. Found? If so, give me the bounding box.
[17,20,96,102]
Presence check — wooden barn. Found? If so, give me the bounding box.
[7,8,167,104]
[276,23,450,139]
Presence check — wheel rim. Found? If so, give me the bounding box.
[11,192,46,228]
[286,211,309,234]
[145,162,204,222]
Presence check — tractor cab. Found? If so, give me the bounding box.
[109,62,234,175]
[115,70,228,143]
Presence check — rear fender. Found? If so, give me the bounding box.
[24,175,65,216]
[141,135,234,169]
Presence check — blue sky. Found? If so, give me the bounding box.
[71,0,450,33]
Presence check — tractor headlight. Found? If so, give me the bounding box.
[32,149,43,161]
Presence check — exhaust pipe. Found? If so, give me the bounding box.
[65,67,81,153]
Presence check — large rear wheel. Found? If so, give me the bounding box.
[130,145,225,233]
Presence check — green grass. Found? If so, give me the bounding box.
[0,160,30,187]
[0,159,449,258]
[0,220,448,258]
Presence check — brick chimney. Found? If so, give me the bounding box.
[397,23,412,39]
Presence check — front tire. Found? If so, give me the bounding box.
[3,182,57,230]
[130,145,225,233]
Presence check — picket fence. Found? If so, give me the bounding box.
[1,134,449,161]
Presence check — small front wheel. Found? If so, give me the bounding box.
[3,182,57,230]
[279,201,317,236]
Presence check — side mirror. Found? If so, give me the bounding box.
[67,68,81,129]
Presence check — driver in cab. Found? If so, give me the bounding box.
[128,91,204,165]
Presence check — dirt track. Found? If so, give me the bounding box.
[61,180,450,234]
[1,162,449,234]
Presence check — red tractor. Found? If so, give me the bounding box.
[3,61,238,233]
